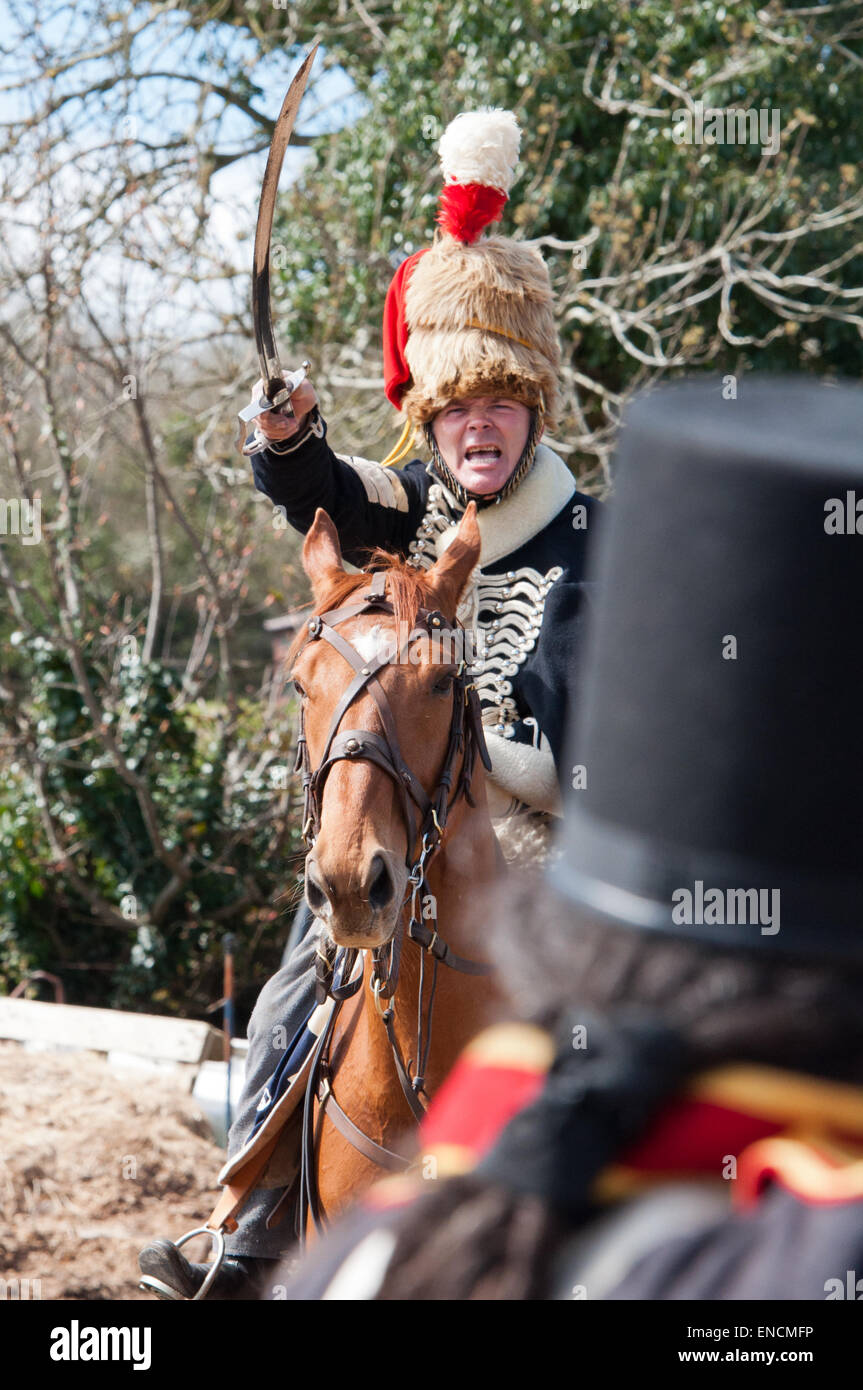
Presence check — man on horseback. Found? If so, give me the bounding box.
[251,108,598,840]
[139,108,599,1300]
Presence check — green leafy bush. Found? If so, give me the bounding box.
[0,632,302,1020]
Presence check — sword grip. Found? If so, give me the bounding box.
[266,376,293,417]
[239,362,311,424]
[267,360,312,417]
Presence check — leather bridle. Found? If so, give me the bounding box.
[290,567,494,1239]
[294,569,489,869]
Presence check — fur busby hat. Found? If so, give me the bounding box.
[382,110,561,441]
[549,375,863,962]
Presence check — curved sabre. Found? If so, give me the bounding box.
[238,43,319,432]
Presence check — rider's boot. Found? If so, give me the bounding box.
[138,1239,276,1301]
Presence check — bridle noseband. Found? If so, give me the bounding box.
[291,567,494,1239]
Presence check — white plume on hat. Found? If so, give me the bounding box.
[438,109,522,193]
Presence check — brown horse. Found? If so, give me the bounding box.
[289,504,504,1231]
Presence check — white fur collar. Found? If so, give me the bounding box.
[429,444,575,566]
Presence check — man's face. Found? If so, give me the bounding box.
[431,396,535,495]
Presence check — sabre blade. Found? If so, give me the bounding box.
[252,43,319,395]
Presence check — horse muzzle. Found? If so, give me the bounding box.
[304,848,406,949]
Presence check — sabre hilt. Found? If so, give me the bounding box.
[238,360,311,424]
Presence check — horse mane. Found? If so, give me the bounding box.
[285,548,440,669]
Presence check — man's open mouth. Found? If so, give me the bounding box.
[464,446,502,463]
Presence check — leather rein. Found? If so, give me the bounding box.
[292,568,493,1239]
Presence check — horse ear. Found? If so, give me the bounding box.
[427,501,481,617]
[303,508,345,599]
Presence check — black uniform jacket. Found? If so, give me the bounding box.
[249,416,600,814]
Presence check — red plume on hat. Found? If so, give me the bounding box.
[382,110,523,415]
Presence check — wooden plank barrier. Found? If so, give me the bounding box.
[0,997,223,1072]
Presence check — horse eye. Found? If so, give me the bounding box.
[292,679,306,698]
[432,672,456,695]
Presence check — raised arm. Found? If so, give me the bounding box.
[243,377,428,567]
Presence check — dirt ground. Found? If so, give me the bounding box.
[0,1040,225,1301]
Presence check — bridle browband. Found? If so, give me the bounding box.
[290,567,494,1240]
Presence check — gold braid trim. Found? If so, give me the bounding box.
[462,317,538,352]
[380,416,416,469]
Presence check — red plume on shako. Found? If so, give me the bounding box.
[434,108,520,243]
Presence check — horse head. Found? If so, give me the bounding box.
[289,504,483,949]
